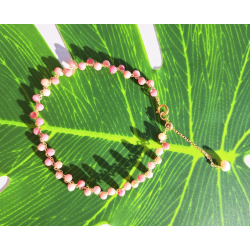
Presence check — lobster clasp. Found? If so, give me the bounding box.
[156,104,169,121]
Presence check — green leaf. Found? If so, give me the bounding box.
[0,24,250,226]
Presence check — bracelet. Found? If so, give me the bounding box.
[29,58,231,200]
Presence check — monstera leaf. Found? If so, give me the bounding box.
[0,24,250,226]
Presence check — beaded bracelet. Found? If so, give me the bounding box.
[29,58,231,200]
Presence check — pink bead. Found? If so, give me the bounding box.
[124,182,131,191]
[163,143,170,150]
[68,183,76,191]
[147,162,156,170]
[54,67,63,76]
[147,80,154,88]
[150,89,158,97]
[93,186,101,195]
[109,65,117,74]
[108,188,116,196]
[64,174,72,182]
[103,60,110,67]
[33,127,41,135]
[35,103,44,111]
[32,94,40,102]
[131,180,139,188]
[145,171,153,178]
[64,69,73,77]
[55,171,63,179]
[51,77,59,85]
[30,111,37,119]
[118,65,125,71]
[46,148,55,156]
[87,58,94,65]
[78,62,86,70]
[45,158,53,166]
[77,180,85,188]
[133,70,140,77]
[124,71,131,78]
[118,189,125,197]
[41,79,49,87]
[42,89,50,96]
[138,77,146,85]
[138,174,145,183]
[40,134,49,141]
[54,161,63,169]
[94,62,102,71]
[156,148,164,156]
[84,189,91,196]
[38,143,46,151]
[69,60,77,68]
[36,118,44,126]
[100,192,108,200]
[158,133,166,141]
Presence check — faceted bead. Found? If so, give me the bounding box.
[45,158,53,166]
[94,62,102,71]
[221,160,231,171]
[138,77,146,85]
[156,148,164,156]
[131,180,139,188]
[138,174,145,183]
[51,77,59,85]
[54,67,63,76]
[43,89,50,96]
[38,143,46,151]
[35,103,44,111]
[69,60,77,68]
[64,69,73,77]
[41,79,49,87]
[55,171,63,179]
[147,162,156,170]
[87,58,94,65]
[145,171,153,178]
[100,192,108,200]
[109,65,117,74]
[162,143,170,150]
[40,134,49,141]
[123,71,131,78]
[103,60,110,67]
[33,127,41,135]
[133,70,140,77]
[64,174,72,182]
[118,65,125,71]
[68,183,76,191]
[158,133,166,141]
[32,94,40,102]
[46,148,55,156]
[123,182,131,190]
[84,189,92,196]
[30,111,38,119]
[93,186,101,194]
[54,161,63,169]
[36,118,44,126]
[77,180,85,188]
[78,62,86,70]
[147,80,154,88]
[154,156,162,164]
[118,189,125,196]
[150,89,158,97]
[108,188,116,196]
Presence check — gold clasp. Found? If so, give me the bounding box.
[156,104,169,121]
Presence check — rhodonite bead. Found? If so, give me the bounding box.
[64,174,72,182]
[154,156,162,164]
[41,79,49,87]
[30,111,38,119]
[68,183,75,191]
[69,60,77,68]
[45,158,53,166]
[54,161,63,169]
[38,143,46,151]
[64,69,73,77]
[133,70,140,77]
[131,180,139,188]
[138,77,146,85]
[156,148,164,156]
[35,103,44,111]
[40,134,49,141]
[147,80,154,88]
[42,89,50,96]
[124,182,131,190]
[162,143,170,150]
[33,127,41,135]
[150,89,157,97]
[118,65,125,71]
[221,160,231,171]
[145,171,153,178]
[78,62,86,70]
[36,118,44,126]
[138,174,145,183]
[100,192,108,200]
[93,186,101,194]
[84,189,92,196]
[32,94,40,102]
[77,180,85,188]
[118,189,125,196]
[109,65,117,74]
[108,188,116,196]
[51,77,59,85]
[87,58,94,65]
[158,133,166,141]
[94,62,102,71]
[103,60,110,67]
[46,148,55,156]
[147,162,156,170]
[55,171,63,179]
[54,67,63,76]
[124,71,131,78]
